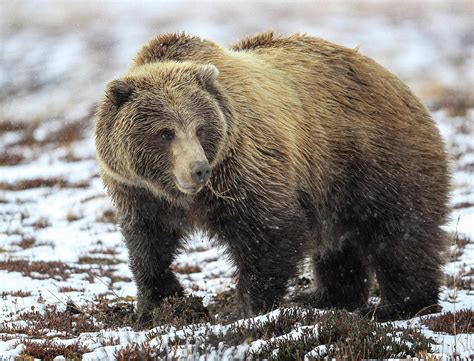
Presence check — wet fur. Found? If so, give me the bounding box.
[96,32,450,322]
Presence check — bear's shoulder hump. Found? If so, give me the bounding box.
[133,32,216,66]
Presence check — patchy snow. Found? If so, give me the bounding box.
[0,0,473,359]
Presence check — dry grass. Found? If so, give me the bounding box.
[31,217,50,229]
[97,209,117,224]
[66,210,82,222]
[446,268,474,291]
[448,233,472,261]
[77,256,121,266]
[89,247,120,256]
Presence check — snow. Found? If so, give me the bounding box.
[0,1,473,359]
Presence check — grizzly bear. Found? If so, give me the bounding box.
[95,32,450,323]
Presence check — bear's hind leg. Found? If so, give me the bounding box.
[369,226,446,321]
[308,242,372,311]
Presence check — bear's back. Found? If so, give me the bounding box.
[229,31,360,63]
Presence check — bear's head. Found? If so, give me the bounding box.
[95,62,232,202]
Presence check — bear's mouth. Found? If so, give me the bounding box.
[175,180,204,195]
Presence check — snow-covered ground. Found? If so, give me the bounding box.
[0,1,473,359]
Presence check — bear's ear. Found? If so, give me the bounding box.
[195,64,219,88]
[106,79,133,107]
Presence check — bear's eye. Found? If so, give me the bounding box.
[159,129,175,140]
[196,127,205,138]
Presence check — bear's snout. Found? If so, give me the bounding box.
[190,161,211,184]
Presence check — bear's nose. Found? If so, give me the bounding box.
[190,161,211,184]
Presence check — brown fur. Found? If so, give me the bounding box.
[95,31,450,323]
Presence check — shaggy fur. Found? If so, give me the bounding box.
[95,32,450,322]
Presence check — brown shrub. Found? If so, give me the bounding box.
[0,178,89,191]
[0,152,25,165]
[172,264,202,274]
[1,290,32,298]
[58,286,84,293]
[151,296,210,329]
[0,259,116,282]
[19,339,88,360]
[16,237,36,249]
[116,343,156,360]
[421,309,473,334]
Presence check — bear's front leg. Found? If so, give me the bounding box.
[224,215,307,317]
[112,184,185,325]
[122,218,184,325]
